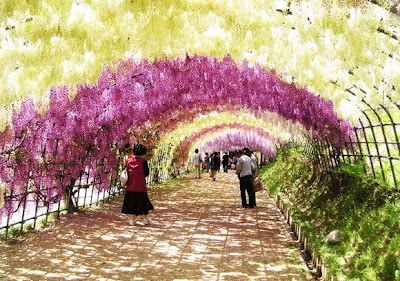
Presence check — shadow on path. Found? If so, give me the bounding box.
[0,171,311,280]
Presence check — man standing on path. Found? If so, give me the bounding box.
[193,148,202,179]
[210,151,221,181]
[236,148,256,208]
[246,149,258,207]
[222,152,230,173]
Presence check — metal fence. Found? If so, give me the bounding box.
[304,105,400,190]
[0,144,172,239]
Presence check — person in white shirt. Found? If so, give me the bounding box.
[192,148,202,179]
[246,149,259,206]
[236,148,256,208]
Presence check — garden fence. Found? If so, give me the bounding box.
[304,105,400,190]
[0,143,172,239]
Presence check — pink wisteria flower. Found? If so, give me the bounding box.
[200,132,277,159]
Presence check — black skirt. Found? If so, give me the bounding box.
[121,191,154,216]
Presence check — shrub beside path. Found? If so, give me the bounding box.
[0,171,311,280]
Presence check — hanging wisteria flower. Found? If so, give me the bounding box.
[200,132,277,159]
[173,123,282,165]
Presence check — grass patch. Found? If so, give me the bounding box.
[260,146,400,280]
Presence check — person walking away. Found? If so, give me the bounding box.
[236,148,256,208]
[246,149,258,207]
[122,144,154,225]
[193,148,202,179]
[204,152,210,173]
[217,152,221,172]
[232,154,238,170]
[222,152,230,173]
[210,151,221,181]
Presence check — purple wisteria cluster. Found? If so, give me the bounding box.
[200,132,277,159]
[0,55,353,216]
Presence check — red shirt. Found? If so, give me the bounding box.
[126,156,148,192]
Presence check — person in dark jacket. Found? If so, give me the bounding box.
[121,144,154,226]
[204,152,210,173]
[222,152,230,172]
[210,151,221,181]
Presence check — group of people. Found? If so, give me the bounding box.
[193,149,225,181]
[120,143,260,227]
[193,150,236,181]
[193,147,259,208]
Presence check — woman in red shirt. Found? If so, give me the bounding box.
[121,144,154,225]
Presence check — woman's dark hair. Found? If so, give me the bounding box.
[124,143,131,153]
[133,144,147,156]
[213,151,218,156]
[195,149,199,153]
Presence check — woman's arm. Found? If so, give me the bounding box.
[122,155,128,167]
[143,159,150,177]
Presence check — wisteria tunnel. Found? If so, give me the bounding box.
[1,0,400,280]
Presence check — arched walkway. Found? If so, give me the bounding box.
[0,172,311,280]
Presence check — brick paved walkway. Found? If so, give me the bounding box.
[0,171,311,280]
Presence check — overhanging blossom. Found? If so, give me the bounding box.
[200,132,277,159]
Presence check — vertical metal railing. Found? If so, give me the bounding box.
[304,105,400,190]
[0,140,172,239]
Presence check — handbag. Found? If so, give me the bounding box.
[253,176,263,192]
[120,167,128,186]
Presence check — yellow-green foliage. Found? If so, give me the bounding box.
[0,0,399,131]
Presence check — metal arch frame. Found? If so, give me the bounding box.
[355,100,400,188]
[367,104,398,187]
[381,104,400,156]
[304,85,400,190]
[358,109,386,181]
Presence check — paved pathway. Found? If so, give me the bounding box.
[0,171,311,280]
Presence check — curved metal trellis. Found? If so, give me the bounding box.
[306,101,400,190]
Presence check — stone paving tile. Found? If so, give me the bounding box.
[0,171,312,280]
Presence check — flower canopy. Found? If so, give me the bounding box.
[0,54,355,214]
[7,55,353,152]
[0,0,399,211]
